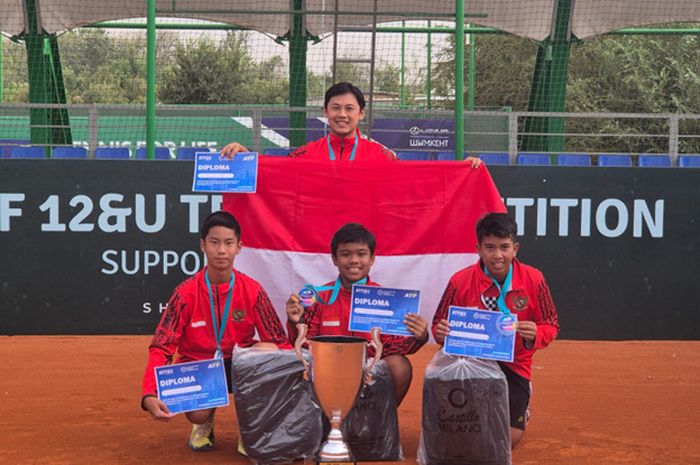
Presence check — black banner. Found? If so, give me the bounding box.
[1,160,698,339]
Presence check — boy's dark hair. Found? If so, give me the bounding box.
[476,212,518,243]
[331,223,376,256]
[200,211,241,241]
[324,82,366,110]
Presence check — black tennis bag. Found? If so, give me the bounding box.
[340,359,402,461]
[232,347,323,464]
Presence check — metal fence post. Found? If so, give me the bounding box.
[252,109,262,152]
[669,114,679,165]
[508,112,518,164]
[87,104,98,159]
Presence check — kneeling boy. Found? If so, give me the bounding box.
[140,211,290,451]
[432,212,559,447]
[286,222,428,404]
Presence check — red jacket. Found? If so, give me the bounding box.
[431,259,559,380]
[287,277,425,357]
[288,129,396,161]
[141,268,291,397]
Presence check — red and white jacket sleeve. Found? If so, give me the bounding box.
[141,285,189,399]
[530,277,559,350]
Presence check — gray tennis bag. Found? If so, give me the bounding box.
[231,346,323,464]
[340,359,402,461]
[417,350,511,465]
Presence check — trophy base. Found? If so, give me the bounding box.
[315,451,356,465]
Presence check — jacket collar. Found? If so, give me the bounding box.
[328,129,361,152]
[475,258,523,294]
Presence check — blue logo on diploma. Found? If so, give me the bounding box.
[444,306,517,362]
[348,285,420,336]
[154,359,229,414]
[192,152,258,193]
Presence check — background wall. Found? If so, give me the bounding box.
[1,160,698,339]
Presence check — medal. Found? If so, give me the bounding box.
[299,276,368,307]
[298,286,317,308]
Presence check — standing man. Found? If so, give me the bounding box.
[220,82,481,165]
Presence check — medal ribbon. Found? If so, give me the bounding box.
[327,132,359,161]
[484,264,513,315]
[205,269,235,359]
[303,276,368,305]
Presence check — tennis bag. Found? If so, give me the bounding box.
[417,350,511,465]
[340,359,402,461]
[231,346,323,464]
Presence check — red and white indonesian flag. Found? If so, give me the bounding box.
[224,158,505,323]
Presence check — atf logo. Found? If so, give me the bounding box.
[207,361,221,369]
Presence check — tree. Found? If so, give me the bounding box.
[2,38,29,102]
[430,33,537,110]
[59,29,153,104]
[431,29,700,153]
[158,32,288,104]
[566,34,700,153]
[309,60,420,107]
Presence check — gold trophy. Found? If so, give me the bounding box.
[295,324,382,465]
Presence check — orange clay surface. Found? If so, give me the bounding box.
[1,337,699,465]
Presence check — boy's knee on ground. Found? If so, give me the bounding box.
[511,427,524,448]
[186,408,215,425]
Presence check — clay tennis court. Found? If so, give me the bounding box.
[2,337,698,465]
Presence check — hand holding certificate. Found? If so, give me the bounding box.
[192,152,258,193]
[444,306,517,362]
[349,285,421,337]
[154,359,230,414]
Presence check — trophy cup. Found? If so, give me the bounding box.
[295,324,382,465]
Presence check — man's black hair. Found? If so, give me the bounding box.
[331,222,376,256]
[200,210,241,241]
[324,82,366,110]
[476,212,518,243]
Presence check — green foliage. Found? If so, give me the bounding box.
[307,70,330,102]
[318,60,421,107]
[431,34,537,110]
[374,62,401,94]
[158,32,288,104]
[2,38,29,102]
[430,30,700,152]
[333,60,371,90]
[566,34,700,152]
[59,29,153,104]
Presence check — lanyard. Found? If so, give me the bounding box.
[303,276,368,305]
[327,132,359,161]
[205,270,235,359]
[484,264,513,315]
